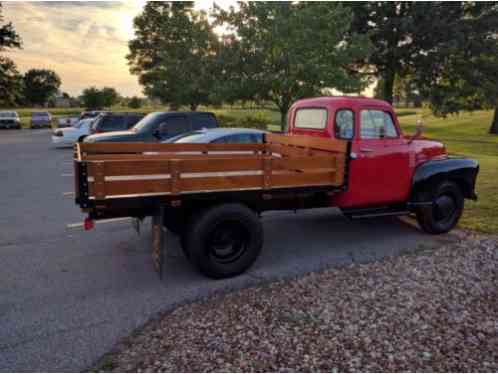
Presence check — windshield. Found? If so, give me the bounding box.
[32,112,49,117]
[74,118,90,129]
[0,112,16,118]
[132,112,161,132]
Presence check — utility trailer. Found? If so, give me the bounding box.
[73,133,349,278]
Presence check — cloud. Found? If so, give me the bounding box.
[2,1,143,97]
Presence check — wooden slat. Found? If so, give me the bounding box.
[180,175,262,192]
[83,153,260,161]
[89,179,171,197]
[272,156,336,171]
[179,158,262,173]
[266,133,347,153]
[268,143,308,157]
[88,160,170,176]
[271,171,337,188]
[80,142,264,154]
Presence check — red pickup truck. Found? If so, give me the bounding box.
[73,97,479,278]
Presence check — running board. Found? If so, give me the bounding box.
[349,210,410,219]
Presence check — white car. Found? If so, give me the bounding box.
[51,118,95,147]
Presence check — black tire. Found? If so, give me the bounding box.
[416,180,464,234]
[183,203,263,279]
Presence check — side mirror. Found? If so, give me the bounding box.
[152,129,161,139]
[408,119,423,144]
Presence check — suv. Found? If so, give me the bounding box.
[0,111,21,129]
[90,113,145,134]
[30,111,52,128]
[84,112,219,143]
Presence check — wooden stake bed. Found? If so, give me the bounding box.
[74,133,348,216]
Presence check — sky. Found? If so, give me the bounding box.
[2,1,226,98]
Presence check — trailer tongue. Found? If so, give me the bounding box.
[73,133,348,278]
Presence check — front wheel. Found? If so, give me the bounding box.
[416,181,464,234]
[183,203,263,279]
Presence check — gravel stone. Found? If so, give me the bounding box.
[95,231,498,372]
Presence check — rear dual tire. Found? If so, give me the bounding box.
[182,203,263,279]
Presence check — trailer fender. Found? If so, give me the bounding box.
[410,158,479,201]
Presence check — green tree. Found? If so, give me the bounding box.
[412,3,498,133]
[23,69,61,106]
[80,86,120,109]
[348,2,476,104]
[128,2,220,111]
[100,87,120,107]
[214,2,372,129]
[80,87,102,109]
[128,96,143,109]
[0,3,23,107]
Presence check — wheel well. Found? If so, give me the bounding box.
[163,200,257,234]
[411,176,472,201]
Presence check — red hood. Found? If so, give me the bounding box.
[408,137,447,165]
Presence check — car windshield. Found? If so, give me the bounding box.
[132,112,161,132]
[32,112,48,117]
[0,112,16,118]
[74,119,90,129]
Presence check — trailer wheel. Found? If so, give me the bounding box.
[184,203,263,279]
[416,180,464,234]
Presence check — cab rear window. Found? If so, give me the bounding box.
[294,108,327,130]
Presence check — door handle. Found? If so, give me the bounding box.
[360,148,374,153]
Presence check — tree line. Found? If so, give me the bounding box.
[127,2,498,133]
[1,2,497,132]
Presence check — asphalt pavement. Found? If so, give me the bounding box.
[0,129,445,371]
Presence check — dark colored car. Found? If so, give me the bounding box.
[30,112,52,128]
[90,113,145,134]
[0,111,21,129]
[84,112,218,143]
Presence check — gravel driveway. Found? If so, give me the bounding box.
[96,231,498,372]
[0,130,446,371]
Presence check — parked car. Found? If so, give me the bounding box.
[30,112,52,128]
[0,111,21,129]
[89,113,144,135]
[80,111,107,120]
[57,116,79,128]
[165,128,265,144]
[84,112,218,143]
[51,118,95,147]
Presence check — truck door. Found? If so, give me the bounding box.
[346,108,411,207]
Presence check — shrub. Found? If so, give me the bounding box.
[217,113,269,130]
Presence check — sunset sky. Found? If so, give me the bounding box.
[2,1,225,98]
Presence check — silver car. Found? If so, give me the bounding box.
[0,111,21,129]
[164,128,266,144]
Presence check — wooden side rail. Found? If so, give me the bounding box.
[75,135,348,201]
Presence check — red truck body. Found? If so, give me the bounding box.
[287,97,448,208]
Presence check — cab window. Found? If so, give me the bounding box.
[334,109,354,140]
[294,108,327,130]
[360,110,398,139]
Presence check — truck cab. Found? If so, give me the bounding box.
[288,97,478,233]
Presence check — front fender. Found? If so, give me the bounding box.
[411,158,479,200]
